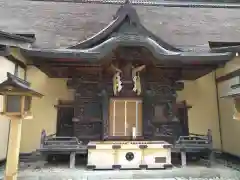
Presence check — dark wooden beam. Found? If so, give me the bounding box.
[155,64,217,69]
[35,65,53,77]
[54,100,74,108]
[34,60,216,69]
[49,67,214,80]
[176,102,192,109]
[34,63,100,67]
[6,55,27,69]
[216,69,240,83]
[173,82,184,91]
[34,60,217,80]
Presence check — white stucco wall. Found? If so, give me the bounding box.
[0,57,15,161]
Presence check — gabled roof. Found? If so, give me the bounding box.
[18,2,233,66]
[68,2,180,52]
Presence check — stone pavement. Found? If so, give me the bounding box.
[12,164,240,180]
[1,164,240,180]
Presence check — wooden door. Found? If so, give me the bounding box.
[56,107,74,136]
[109,99,142,137]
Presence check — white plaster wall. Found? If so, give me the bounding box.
[0,57,15,161]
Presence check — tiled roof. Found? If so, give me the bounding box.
[1,0,240,50]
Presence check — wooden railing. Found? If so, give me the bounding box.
[40,130,86,152]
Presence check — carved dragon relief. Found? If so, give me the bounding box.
[143,83,181,140]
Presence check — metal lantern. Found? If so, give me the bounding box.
[0,72,43,119]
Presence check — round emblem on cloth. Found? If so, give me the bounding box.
[125,152,134,161]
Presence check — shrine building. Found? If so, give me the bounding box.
[0,0,240,163]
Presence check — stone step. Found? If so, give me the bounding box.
[19,160,47,169]
[19,152,46,163]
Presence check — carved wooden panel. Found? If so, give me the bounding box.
[73,97,102,122]
[148,84,177,98]
[142,79,182,142]
[74,122,102,140]
[142,94,154,137]
[76,84,99,97]
[147,102,189,143]
[153,123,182,143]
[72,80,103,141]
[153,104,169,122]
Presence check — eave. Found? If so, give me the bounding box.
[0,31,36,68]
[0,46,28,68]
[20,36,233,65]
[30,61,220,80]
[209,41,240,53]
[0,31,35,44]
[0,31,35,48]
[0,45,10,56]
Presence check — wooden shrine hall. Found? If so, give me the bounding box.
[10,2,234,144]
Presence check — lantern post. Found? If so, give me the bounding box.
[0,73,43,180]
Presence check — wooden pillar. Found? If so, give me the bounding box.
[4,118,22,180]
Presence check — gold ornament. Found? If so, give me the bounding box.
[112,72,123,96]
[132,65,145,95]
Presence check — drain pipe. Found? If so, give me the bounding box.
[214,71,223,151]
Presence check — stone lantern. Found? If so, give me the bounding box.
[0,72,43,180]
